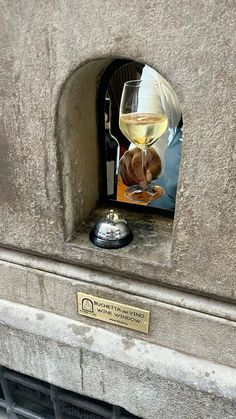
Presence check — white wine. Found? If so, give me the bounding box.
[119,112,168,149]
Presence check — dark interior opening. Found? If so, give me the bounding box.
[96,59,183,217]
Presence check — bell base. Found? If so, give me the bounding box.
[89,230,133,249]
[125,185,164,203]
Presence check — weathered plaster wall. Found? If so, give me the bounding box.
[0,1,235,300]
[0,2,235,416]
[0,298,236,419]
[0,258,235,368]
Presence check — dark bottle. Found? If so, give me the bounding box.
[105,99,120,199]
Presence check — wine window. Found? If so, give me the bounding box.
[99,60,183,212]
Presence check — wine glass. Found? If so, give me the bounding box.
[119,80,168,202]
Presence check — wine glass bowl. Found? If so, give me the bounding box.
[119,80,168,203]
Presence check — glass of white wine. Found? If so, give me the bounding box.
[119,80,168,202]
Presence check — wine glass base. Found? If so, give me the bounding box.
[125,185,164,203]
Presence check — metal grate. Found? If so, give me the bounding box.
[0,367,140,419]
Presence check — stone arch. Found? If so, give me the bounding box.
[56,57,182,240]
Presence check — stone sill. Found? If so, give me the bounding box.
[0,299,235,419]
[66,205,173,282]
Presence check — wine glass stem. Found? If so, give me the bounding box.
[141,148,147,188]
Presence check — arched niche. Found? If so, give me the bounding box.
[57,57,182,240]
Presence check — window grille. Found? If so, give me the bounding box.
[0,367,140,419]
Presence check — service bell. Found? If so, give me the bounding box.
[89,209,133,249]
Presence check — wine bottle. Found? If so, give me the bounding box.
[105,99,120,199]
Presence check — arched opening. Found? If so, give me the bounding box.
[57,57,182,241]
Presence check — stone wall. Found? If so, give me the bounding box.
[0,1,235,418]
[0,0,235,299]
